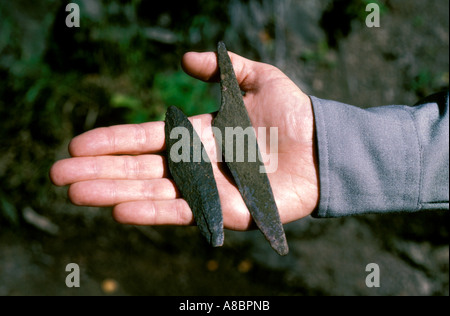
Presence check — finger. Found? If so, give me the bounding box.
[113,199,194,226]
[50,155,167,186]
[69,121,165,157]
[112,185,254,231]
[68,179,179,206]
[181,51,260,91]
[68,113,215,157]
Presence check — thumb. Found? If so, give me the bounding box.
[181,51,259,91]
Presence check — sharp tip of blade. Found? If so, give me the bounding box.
[210,232,224,247]
[217,42,228,59]
[270,235,289,256]
[165,105,179,115]
[273,244,289,256]
[277,247,289,256]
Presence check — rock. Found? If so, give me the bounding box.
[164,106,224,247]
[213,42,288,256]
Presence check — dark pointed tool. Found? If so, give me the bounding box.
[165,106,224,247]
[212,42,288,255]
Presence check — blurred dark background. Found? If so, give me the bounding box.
[0,0,448,295]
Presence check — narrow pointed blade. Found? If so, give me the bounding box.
[212,42,288,255]
[165,106,224,247]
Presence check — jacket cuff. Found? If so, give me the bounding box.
[310,96,421,218]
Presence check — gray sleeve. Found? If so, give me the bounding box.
[310,91,449,218]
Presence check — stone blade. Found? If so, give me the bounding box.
[165,106,224,247]
[212,42,288,255]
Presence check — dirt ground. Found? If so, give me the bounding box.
[0,0,448,296]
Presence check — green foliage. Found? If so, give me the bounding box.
[109,71,219,124]
[153,71,218,118]
[110,93,146,123]
[300,40,336,68]
[408,69,449,99]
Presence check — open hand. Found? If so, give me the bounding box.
[50,50,319,231]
